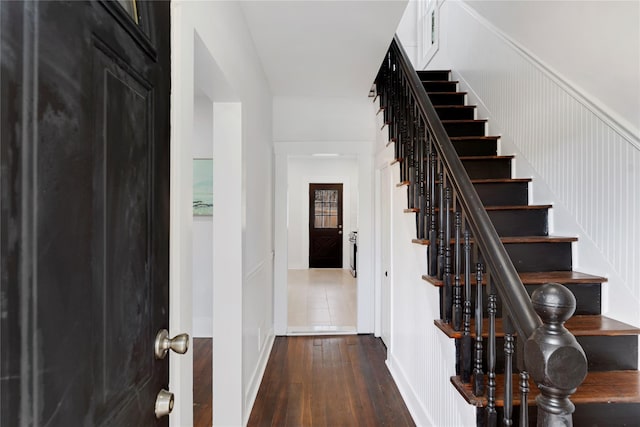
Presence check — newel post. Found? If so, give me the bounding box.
[524,283,588,426]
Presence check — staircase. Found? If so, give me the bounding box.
[377,38,640,426]
[393,69,640,425]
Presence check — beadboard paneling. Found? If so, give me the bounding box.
[382,166,476,426]
[439,1,640,321]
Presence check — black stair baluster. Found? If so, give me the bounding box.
[399,82,407,182]
[474,262,485,396]
[407,100,415,209]
[516,329,530,427]
[428,144,438,276]
[453,211,462,331]
[442,186,453,323]
[461,226,472,383]
[437,169,445,280]
[486,276,497,427]
[520,370,530,427]
[417,119,426,239]
[504,315,515,426]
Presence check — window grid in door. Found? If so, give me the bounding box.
[314,189,339,229]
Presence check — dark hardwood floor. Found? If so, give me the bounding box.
[247,335,415,427]
[193,338,213,427]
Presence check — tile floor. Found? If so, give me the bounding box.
[287,268,357,334]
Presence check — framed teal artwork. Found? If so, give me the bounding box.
[193,158,213,216]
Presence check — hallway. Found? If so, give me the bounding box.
[287,269,357,334]
[247,335,415,426]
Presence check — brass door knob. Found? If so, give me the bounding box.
[155,389,174,418]
[154,329,189,359]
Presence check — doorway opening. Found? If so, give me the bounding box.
[286,157,358,334]
[188,32,242,427]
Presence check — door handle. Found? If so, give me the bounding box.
[155,389,174,418]
[154,329,189,359]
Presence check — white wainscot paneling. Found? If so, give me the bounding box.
[383,162,475,426]
[440,0,640,327]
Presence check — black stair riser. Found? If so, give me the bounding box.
[417,70,450,81]
[426,207,548,236]
[444,121,486,137]
[495,402,640,427]
[452,139,498,156]
[428,92,465,105]
[486,209,548,237]
[441,283,601,319]
[474,182,529,206]
[462,158,512,180]
[432,182,529,207]
[579,335,638,371]
[499,241,573,272]
[435,106,475,120]
[452,241,572,273]
[422,81,458,92]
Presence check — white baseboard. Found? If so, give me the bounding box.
[243,329,275,426]
[386,353,434,427]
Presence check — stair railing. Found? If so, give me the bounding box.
[376,35,588,426]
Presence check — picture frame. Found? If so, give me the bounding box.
[193,158,213,216]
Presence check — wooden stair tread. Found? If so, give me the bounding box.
[427,91,466,95]
[432,178,532,185]
[396,181,410,187]
[423,270,608,287]
[427,205,553,213]
[435,105,475,109]
[412,235,577,245]
[404,204,552,215]
[484,204,552,211]
[423,80,460,84]
[471,178,532,183]
[390,158,402,165]
[451,370,640,407]
[458,155,514,161]
[441,119,487,124]
[450,136,500,141]
[434,315,640,339]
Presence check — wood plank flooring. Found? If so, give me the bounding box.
[193,338,212,427]
[247,335,415,427]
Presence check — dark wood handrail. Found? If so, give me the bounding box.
[389,35,541,340]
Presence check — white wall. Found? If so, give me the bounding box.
[462,0,640,139]
[274,140,375,336]
[287,156,359,270]
[273,96,376,142]
[192,94,214,337]
[273,93,377,336]
[424,0,640,328]
[171,2,274,426]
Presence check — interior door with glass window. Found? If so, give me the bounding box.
[309,184,343,268]
[1,1,172,425]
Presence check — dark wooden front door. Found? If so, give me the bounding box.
[309,184,343,268]
[1,1,171,426]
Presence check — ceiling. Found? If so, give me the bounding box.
[240,0,408,97]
